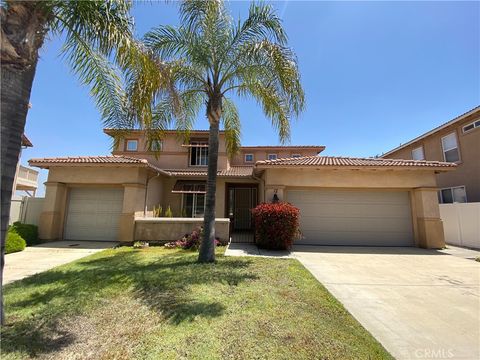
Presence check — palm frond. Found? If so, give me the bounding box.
[237,80,291,143]
[61,29,130,129]
[51,0,157,129]
[231,2,286,48]
[221,97,241,157]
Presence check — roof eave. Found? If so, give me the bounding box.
[28,160,170,176]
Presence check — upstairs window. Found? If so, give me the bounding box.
[440,186,467,204]
[126,139,138,152]
[291,154,302,158]
[190,141,208,166]
[411,146,425,160]
[441,133,460,162]
[268,154,277,161]
[462,119,480,133]
[244,154,254,163]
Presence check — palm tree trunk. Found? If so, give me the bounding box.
[1,1,48,325]
[198,120,220,263]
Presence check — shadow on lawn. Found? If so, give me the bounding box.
[1,249,257,358]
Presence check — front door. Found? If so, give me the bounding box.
[227,185,258,231]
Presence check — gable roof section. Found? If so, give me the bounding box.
[382,106,480,157]
[29,155,167,174]
[255,155,456,170]
[21,134,33,147]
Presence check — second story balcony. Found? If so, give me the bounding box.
[16,165,39,193]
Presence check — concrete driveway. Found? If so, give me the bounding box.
[4,241,117,285]
[293,246,480,360]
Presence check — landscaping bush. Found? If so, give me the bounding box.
[252,202,300,250]
[10,222,39,246]
[5,231,26,254]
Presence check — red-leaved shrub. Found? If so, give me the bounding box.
[252,202,300,250]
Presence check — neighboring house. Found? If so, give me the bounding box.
[13,134,39,197]
[29,128,456,248]
[382,106,480,203]
[9,134,40,225]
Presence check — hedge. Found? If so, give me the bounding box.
[10,222,39,246]
[252,202,300,250]
[6,231,26,254]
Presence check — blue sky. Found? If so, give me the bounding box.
[24,1,479,196]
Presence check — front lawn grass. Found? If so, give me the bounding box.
[1,247,392,359]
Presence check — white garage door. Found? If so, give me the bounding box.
[65,188,123,241]
[287,189,414,246]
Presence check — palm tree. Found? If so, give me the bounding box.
[0,0,167,325]
[130,0,305,263]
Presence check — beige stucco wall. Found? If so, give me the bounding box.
[385,111,480,202]
[260,167,446,249]
[135,218,230,243]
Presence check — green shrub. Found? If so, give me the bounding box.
[153,205,162,217]
[165,206,173,217]
[10,222,39,246]
[5,231,26,254]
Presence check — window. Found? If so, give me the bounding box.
[291,154,302,158]
[151,139,162,151]
[182,193,205,217]
[441,133,460,162]
[244,154,254,163]
[126,139,138,151]
[411,146,425,160]
[440,186,467,204]
[190,141,208,166]
[463,119,480,133]
[267,154,277,161]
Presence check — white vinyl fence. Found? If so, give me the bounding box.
[440,203,480,249]
[9,197,45,226]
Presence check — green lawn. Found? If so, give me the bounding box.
[1,247,392,359]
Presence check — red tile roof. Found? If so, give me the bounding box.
[28,156,253,177]
[29,156,166,174]
[29,155,149,166]
[21,134,33,147]
[255,155,457,169]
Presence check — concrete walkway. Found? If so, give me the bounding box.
[226,243,480,360]
[4,241,117,285]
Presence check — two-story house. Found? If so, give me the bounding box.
[29,128,456,248]
[13,134,39,197]
[382,106,480,203]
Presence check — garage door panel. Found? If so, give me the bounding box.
[299,204,411,218]
[65,188,123,241]
[299,231,411,246]
[288,189,414,246]
[300,216,412,233]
